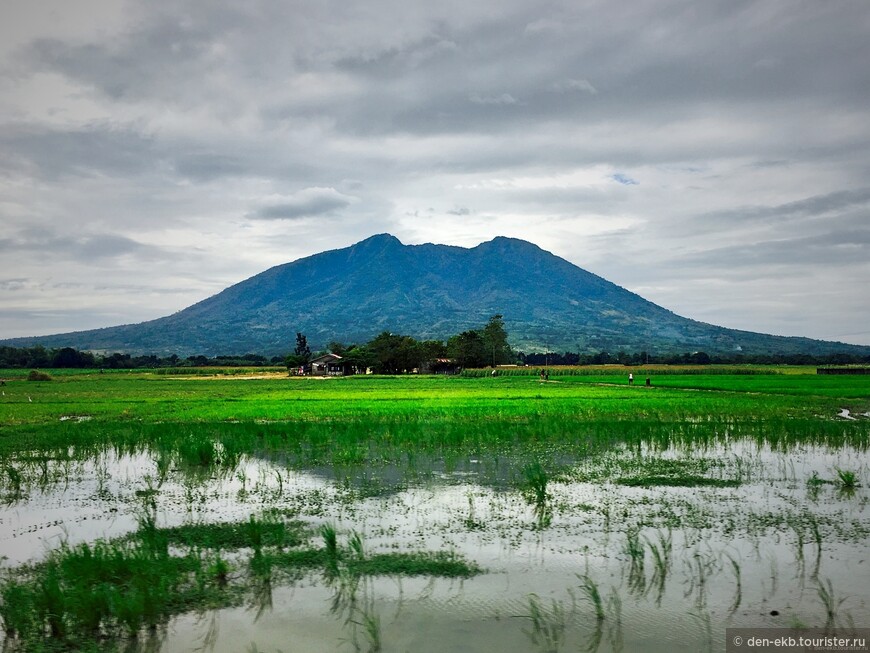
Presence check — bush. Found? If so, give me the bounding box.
[26,370,52,381]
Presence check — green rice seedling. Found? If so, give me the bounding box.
[328,567,363,623]
[247,515,266,557]
[789,518,806,578]
[835,468,858,492]
[0,580,36,639]
[137,511,168,558]
[522,461,553,529]
[346,551,481,578]
[624,528,645,595]
[725,554,742,615]
[154,449,171,488]
[808,514,823,580]
[577,574,605,623]
[273,469,284,498]
[321,522,340,576]
[348,530,365,560]
[180,434,217,467]
[208,554,230,587]
[606,589,624,653]
[524,593,567,653]
[688,608,713,653]
[583,617,604,653]
[155,518,302,550]
[523,462,551,505]
[352,594,382,653]
[249,562,274,621]
[645,530,672,606]
[817,578,848,630]
[35,561,67,639]
[683,550,717,611]
[2,464,24,504]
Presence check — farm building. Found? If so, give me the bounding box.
[309,353,356,376]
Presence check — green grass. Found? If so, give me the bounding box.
[0,515,481,651]
[2,369,868,429]
[834,468,859,490]
[1,370,868,501]
[152,517,307,550]
[0,368,868,649]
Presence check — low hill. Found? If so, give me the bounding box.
[4,234,868,357]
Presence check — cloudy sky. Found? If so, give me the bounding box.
[1,0,869,345]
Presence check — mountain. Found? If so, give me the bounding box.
[3,234,869,357]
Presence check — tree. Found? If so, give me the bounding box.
[294,332,311,360]
[481,314,513,366]
[342,345,376,372]
[447,330,487,368]
[286,332,312,369]
[367,332,423,374]
[51,347,95,368]
[327,341,347,356]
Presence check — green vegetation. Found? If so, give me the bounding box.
[834,468,859,490]
[0,515,480,651]
[0,367,868,649]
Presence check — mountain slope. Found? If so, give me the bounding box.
[4,234,868,357]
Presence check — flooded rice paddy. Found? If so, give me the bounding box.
[0,371,868,652]
[2,438,868,651]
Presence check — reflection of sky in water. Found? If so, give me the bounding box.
[1,440,868,652]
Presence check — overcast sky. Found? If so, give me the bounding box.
[1,0,869,346]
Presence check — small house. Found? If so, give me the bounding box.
[309,353,355,376]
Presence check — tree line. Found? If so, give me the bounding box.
[286,314,513,374]
[0,314,513,372]
[3,312,867,371]
[516,349,870,366]
[0,346,283,370]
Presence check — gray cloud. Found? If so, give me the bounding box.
[0,228,168,262]
[706,188,870,224]
[249,187,354,220]
[0,124,158,179]
[1,0,869,344]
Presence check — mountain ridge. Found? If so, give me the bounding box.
[3,234,868,357]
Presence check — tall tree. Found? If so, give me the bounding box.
[447,330,487,368]
[367,332,423,374]
[294,332,311,361]
[481,314,513,366]
[285,331,312,370]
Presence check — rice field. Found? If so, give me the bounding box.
[0,367,868,652]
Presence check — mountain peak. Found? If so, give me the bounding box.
[4,234,869,358]
[358,233,403,246]
[482,235,541,247]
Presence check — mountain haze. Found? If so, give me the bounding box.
[4,234,868,357]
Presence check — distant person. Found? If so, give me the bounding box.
[539,369,545,381]
[628,373,634,385]
[646,376,651,387]
[545,369,550,381]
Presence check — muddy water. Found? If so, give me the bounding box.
[1,440,868,653]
